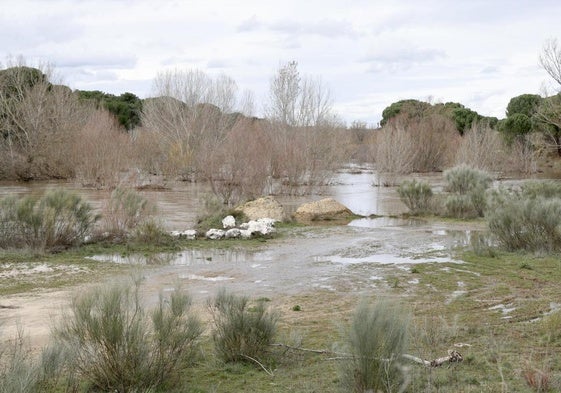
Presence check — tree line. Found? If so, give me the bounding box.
[1,38,560,197]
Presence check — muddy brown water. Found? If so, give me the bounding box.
[0,166,478,349]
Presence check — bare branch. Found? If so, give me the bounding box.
[540,38,561,88]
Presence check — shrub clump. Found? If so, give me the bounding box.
[397,179,433,215]
[339,299,410,393]
[209,289,279,364]
[0,189,98,250]
[443,165,492,218]
[101,187,156,240]
[487,186,561,252]
[54,278,203,392]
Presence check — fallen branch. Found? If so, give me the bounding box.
[402,350,463,368]
[240,354,275,377]
[270,342,330,354]
[271,343,463,368]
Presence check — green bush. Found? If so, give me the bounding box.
[196,194,247,233]
[444,164,491,195]
[0,189,98,250]
[101,187,155,239]
[132,218,172,245]
[397,179,433,215]
[339,299,410,393]
[54,277,202,392]
[521,180,561,199]
[487,191,561,252]
[443,165,492,218]
[209,289,279,364]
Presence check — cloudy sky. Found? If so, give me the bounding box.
[2,0,560,125]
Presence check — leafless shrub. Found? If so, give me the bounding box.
[506,137,542,174]
[410,114,458,172]
[374,120,416,185]
[197,118,273,205]
[455,122,506,171]
[141,69,242,179]
[72,109,133,188]
[0,60,90,180]
[130,125,168,175]
[373,114,458,185]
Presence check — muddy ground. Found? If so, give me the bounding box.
[0,216,483,351]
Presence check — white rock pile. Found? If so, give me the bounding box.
[170,216,277,240]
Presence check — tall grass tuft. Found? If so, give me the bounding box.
[54,277,202,392]
[0,189,97,250]
[0,327,38,393]
[443,165,492,218]
[339,299,410,393]
[209,289,279,364]
[397,179,433,215]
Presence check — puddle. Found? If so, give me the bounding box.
[348,216,425,228]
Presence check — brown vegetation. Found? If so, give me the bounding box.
[72,110,133,188]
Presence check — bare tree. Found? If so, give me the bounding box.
[537,39,561,155]
[0,59,89,179]
[540,38,561,87]
[141,69,243,178]
[73,109,133,188]
[266,61,300,126]
[265,61,334,127]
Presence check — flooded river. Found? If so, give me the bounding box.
[1,165,481,346]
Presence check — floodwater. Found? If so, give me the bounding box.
[0,165,482,346]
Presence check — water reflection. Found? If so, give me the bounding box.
[348,216,425,228]
[0,164,413,229]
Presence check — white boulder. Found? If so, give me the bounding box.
[239,218,276,236]
[222,215,236,228]
[170,229,197,239]
[225,228,241,239]
[205,228,225,240]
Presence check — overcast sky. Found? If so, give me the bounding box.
[2,0,560,125]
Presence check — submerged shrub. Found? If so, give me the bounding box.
[54,278,202,392]
[339,299,410,393]
[209,289,279,363]
[0,189,97,250]
[443,165,492,218]
[397,179,433,215]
